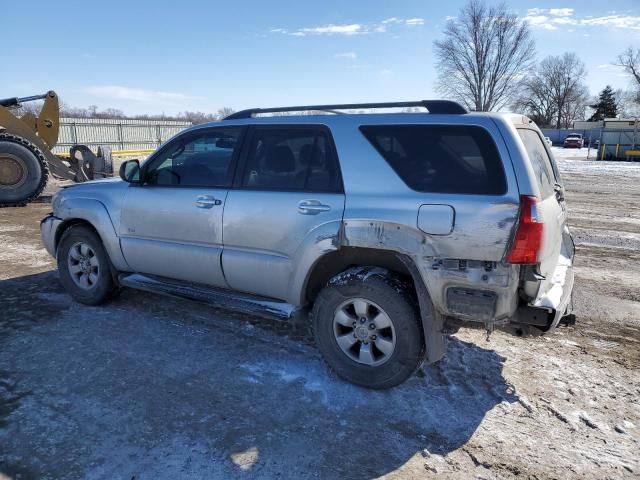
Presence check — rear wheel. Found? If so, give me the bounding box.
[0,133,48,207]
[312,268,424,389]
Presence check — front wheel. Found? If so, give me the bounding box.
[57,225,116,305]
[312,268,424,389]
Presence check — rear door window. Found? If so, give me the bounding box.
[240,126,342,192]
[359,125,507,195]
[517,129,557,198]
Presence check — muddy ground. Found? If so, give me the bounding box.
[0,148,638,479]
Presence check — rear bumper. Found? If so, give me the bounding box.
[40,214,62,258]
[531,248,575,329]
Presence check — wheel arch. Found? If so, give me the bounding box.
[55,218,100,253]
[302,247,414,305]
[55,197,130,271]
[303,247,447,364]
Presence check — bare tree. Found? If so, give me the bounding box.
[617,47,640,87]
[11,100,236,123]
[513,53,588,128]
[542,53,588,128]
[512,76,556,126]
[216,107,235,119]
[616,47,640,104]
[434,0,535,111]
[559,83,589,127]
[616,89,640,118]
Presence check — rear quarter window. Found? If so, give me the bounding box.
[359,124,507,195]
[517,129,557,198]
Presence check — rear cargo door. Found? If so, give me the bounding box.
[517,128,569,296]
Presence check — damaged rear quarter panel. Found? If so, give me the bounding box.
[329,114,523,321]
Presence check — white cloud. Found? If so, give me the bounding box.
[271,18,425,36]
[548,8,574,17]
[84,85,192,103]
[381,17,424,26]
[524,15,558,30]
[405,18,425,26]
[550,16,577,25]
[524,8,640,31]
[580,15,640,30]
[334,52,357,59]
[299,23,363,36]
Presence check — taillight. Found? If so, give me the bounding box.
[506,195,543,264]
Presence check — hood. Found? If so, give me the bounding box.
[63,177,123,188]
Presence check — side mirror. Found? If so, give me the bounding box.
[119,159,141,183]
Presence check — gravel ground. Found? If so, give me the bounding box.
[0,147,638,479]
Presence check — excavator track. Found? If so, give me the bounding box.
[0,133,49,208]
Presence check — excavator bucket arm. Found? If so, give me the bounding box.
[0,91,75,180]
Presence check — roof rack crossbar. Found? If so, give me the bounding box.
[224,100,467,120]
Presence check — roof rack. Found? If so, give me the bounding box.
[223,100,467,120]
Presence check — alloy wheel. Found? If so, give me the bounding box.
[333,298,396,366]
[67,242,100,290]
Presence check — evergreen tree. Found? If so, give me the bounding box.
[589,86,618,121]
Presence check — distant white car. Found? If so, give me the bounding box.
[563,133,584,148]
[544,136,553,147]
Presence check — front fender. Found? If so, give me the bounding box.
[57,197,130,271]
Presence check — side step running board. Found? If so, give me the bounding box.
[119,273,303,321]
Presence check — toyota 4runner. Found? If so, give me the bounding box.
[41,101,575,389]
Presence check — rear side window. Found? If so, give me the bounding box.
[241,126,342,192]
[360,125,507,195]
[517,129,556,198]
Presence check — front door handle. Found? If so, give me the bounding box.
[298,200,331,215]
[195,195,222,208]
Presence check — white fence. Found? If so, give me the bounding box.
[54,117,192,154]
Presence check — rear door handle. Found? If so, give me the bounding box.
[195,195,222,208]
[298,200,331,215]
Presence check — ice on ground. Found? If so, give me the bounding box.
[550,146,640,178]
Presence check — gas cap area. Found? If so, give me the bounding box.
[417,204,455,235]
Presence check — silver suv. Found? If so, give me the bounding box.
[41,101,575,389]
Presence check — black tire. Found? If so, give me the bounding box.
[57,225,116,305]
[312,267,424,389]
[98,145,113,177]
[0,133,49,207]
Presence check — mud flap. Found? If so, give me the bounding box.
[397,255,447,363]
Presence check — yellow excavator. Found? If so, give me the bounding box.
[0,91,113,207]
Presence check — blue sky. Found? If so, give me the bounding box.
[3,0,639,115]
